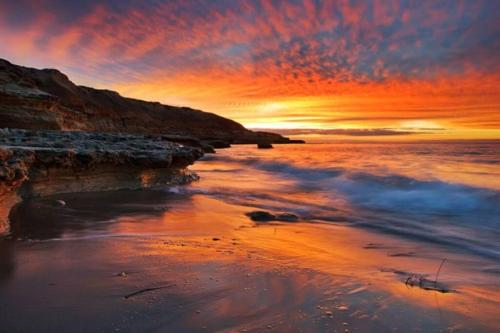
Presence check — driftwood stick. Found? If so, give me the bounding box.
[124,285,171,299]
[434,258,447,286]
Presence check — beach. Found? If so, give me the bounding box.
[1,142,499,332]
[1,2,500,331]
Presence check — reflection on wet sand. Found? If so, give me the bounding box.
[6,190,184,240]
[0,191,498,332]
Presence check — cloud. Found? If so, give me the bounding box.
[0,0,499,137]
[253,128,429,136]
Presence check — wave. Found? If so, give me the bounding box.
[332,173,500,220]
[215,155,500,219]
[199,155,500,259]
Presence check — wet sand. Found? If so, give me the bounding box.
[1,190,499,332]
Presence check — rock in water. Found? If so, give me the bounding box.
[257,142,273,149]
[245,211,300,222]
[246,211,276,221]
[276,213,299,222]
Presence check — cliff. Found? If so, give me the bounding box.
[0,58,297,144]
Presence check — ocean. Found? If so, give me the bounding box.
[189,141,500,261]
[1,141,499,332]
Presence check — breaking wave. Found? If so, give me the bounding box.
[196,152,500,259]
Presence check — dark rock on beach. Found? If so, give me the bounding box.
[257,142,273,149]
[246,211,299,222]
[246,211,276,221]
[275,213,299,222]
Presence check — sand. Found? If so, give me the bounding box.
[0,191,499,332]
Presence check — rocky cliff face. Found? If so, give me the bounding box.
[0,58,295,144]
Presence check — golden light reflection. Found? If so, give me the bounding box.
[131,195,500,331]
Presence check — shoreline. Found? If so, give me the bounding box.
[1,192,498,332]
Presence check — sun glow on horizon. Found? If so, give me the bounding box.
[400,120,444,130]
[1,0,498,140]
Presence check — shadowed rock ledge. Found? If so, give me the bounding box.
[0,129,203,234]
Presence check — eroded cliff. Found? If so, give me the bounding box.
[0,58,297,144]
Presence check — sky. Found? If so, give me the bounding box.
[1,0,499,139]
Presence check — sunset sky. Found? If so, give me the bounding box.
[1,0,499,139]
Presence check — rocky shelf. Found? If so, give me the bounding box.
[0,129,204,234]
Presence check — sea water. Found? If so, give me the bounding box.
[190,141,500,261]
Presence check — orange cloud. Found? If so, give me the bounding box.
[0,0,498,139]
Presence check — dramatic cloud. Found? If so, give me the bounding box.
[1,0,499,138]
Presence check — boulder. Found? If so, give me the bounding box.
[246,211,276,222]
[275,213,299,222]
[257,142,273,149]
[245,210,300,222]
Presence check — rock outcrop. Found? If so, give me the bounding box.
[245,211,299,222]
[257,142,273,149]
[0,129,203,234]
[0,58,299,145]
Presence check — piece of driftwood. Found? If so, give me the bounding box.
[404,258,452,293]
[123,284,172,299]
